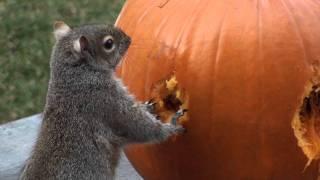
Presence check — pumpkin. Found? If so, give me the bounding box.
[115,0,320,179]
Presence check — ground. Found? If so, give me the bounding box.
[0,0,125,123]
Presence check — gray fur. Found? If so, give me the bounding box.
[19,23,184,180]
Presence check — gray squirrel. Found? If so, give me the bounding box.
[19,21,186,180]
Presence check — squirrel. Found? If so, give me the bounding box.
[19,21,186,180]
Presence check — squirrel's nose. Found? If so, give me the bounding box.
[123,36,131,49]
[120,36,131,55]
[126,37,131,46]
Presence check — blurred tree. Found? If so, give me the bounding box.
[0,0,126,123]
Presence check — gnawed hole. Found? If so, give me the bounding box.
[292,84,320,169]
[150,74,189,123]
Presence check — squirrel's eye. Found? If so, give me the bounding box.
[103,36,115,52]
[104,39,113,49]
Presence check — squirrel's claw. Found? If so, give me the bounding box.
[171,109,188,125]
[144,98,156,105]
[144,99,157,113]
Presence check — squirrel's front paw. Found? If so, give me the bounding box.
[143,99,157,114]
[161,108,188,138]
[163,123,186,137]
[171,108,188,125]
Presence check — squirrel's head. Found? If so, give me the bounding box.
[52,21,131,71]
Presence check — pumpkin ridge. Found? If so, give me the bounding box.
[280,0,308,66]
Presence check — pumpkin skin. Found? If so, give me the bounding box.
[115,0,320,179]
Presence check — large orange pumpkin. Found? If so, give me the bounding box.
[115,0,320,179]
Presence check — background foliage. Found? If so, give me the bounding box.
[0,0,125,123]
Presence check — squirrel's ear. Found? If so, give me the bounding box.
[73,36,89,54]
[53,21,71,40]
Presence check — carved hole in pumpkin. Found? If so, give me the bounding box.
[162,94,182,112]
[150,74,189,123]
[292,84,320,170]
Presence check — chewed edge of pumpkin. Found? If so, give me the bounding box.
[292,82,320,170]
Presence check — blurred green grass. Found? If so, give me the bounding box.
[0,0,125,123]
